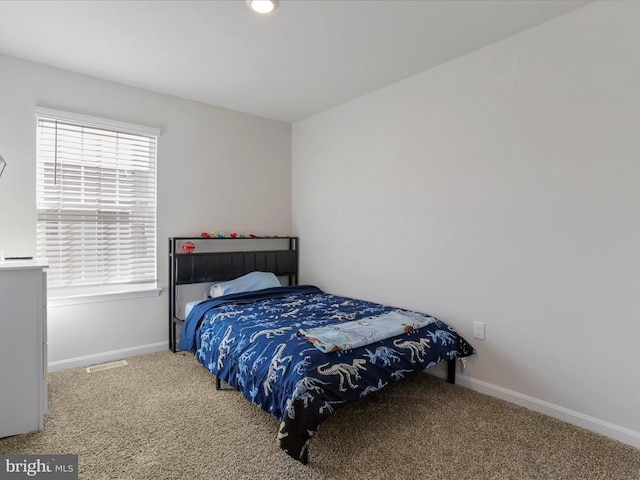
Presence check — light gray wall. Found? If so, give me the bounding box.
[0,53,292,366]
[292,1,639,444]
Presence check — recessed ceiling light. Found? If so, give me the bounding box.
[247,0,279,14]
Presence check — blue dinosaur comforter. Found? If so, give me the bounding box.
[178,285,474,462]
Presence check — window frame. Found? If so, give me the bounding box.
[34,107,161,304]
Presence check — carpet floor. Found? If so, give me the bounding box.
[1,351,638,479]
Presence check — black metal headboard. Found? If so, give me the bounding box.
[168,236,298,351]
[174,250,298,285]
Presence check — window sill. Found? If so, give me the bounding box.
[48,285,162,307]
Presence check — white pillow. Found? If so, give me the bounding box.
[209,271,281,298]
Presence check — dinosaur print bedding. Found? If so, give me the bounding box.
[178,285,474,462]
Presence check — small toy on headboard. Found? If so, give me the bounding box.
[182,241,195,254]
[197,231,263,239]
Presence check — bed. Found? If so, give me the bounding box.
[169,237,475,463]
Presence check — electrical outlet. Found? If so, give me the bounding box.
[473,321,485,340]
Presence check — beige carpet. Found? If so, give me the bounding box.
[1,351,638,480]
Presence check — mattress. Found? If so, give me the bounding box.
[184,300,203,319]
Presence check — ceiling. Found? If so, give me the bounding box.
[0,0,593,123]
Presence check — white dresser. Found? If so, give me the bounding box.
[0,259,48,437]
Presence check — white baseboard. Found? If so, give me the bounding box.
[455,373,640,450]
[47,342,167,372]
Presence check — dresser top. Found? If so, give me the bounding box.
[0,258,48,271]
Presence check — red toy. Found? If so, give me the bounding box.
[182,241,195,254]
[230,232,239,238]
[200,232,211,238]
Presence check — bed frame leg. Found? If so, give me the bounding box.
[215,377,221,390]
[447,359,456,384]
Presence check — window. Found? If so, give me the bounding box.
[35,107,159,297]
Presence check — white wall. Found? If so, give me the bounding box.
[0,53,292,367]
[292,1,639,446]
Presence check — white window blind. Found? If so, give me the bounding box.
[35,108,159,290]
